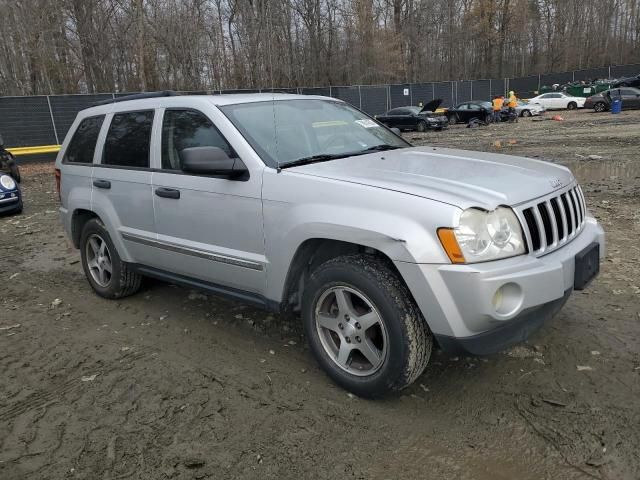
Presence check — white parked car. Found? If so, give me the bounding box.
[528,92,586,110]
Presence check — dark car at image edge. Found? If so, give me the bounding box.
[375,99,449,132]
[584,87,640,112]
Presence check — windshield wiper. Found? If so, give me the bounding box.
[280,145,403,169]
[353,144,402,154]
[279,153,351,169]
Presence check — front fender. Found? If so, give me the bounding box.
[262,169,459,303]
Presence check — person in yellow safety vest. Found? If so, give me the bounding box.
[492,96,504,123]
[507,91,518,122]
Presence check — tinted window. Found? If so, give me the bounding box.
[548,94,562,98]
[103,111,154,168]
[387,108,403,115]
[63,116,104,164]
[161,110,234,171]
[620,89,637,96]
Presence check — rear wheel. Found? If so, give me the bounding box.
[302,254,432,398]
[594,102,607,112]
[567,101,578,110]
[80,218,142,299]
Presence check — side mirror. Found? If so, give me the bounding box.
[390,127,401,135]
[179,146,248,179]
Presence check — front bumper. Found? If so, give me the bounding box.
[0,192,22,214]
[395,216,605,355]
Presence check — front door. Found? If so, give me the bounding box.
[620,88,640,109]
[150,107,266,295]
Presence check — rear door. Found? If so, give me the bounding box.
[91,109,158,265]
[149,107,265,295]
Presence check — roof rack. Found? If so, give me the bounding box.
[94,90,179,106]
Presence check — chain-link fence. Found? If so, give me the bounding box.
[2,63,639,149]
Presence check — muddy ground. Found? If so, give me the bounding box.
[1,109,639,480]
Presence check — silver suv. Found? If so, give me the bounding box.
[55,92,605,397]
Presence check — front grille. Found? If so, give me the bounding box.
[518,185,587,256]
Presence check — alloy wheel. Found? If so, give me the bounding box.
[314,286,388,376]
[85,234,113,287]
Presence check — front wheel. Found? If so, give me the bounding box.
[567,102,578,110]
[521,109,532,117]
[594,102,607,112]
[80,218,142,299]
[416,120,427,132]
[302,254,432,398]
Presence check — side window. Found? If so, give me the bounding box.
[386,108,401,115]
[621,89,636,96]
[161,109,234,171]
[63,116,104,164]
[102,110,154,168]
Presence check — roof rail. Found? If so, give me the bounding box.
[94,90,179,106]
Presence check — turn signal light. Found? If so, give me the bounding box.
[437,228,466,264]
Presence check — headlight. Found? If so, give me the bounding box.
[439,207,526,263]
[0,175,16,190]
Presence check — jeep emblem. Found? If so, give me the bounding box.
[550,177,564,188]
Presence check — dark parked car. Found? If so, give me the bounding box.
[0,173,22,215]
[445,101,495,124]
[376,99,448,132]
[0,135,21,183]
[584,87,640,112]
[612,74,640,88]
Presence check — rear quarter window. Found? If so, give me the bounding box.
[63,115,105,164]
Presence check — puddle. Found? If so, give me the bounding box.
[560,159,640,184]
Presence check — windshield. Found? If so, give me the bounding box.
[219,99,409,168]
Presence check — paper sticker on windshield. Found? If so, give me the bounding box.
[312,120,348,128]
[355,119,379,128]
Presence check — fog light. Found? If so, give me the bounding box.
[492,283,523,316]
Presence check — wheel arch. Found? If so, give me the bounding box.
[278,238,413,319]
[71,209,100,248]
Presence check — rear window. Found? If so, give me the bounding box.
[102,111,154,168]
[63,116,104,164]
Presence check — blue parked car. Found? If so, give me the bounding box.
[0,174,22,215]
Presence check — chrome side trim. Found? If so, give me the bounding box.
[121,232,264,271]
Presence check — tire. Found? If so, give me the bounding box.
[567,102,577,110]
[521,109,531,117]
[447,113,457,124]
[301,254,432,398]
[416,120,427,132]
[594,102,607,113]
[80,218,142,299]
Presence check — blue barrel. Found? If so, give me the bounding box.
[611,99,622,114]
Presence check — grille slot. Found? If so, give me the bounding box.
[518,185,587,256]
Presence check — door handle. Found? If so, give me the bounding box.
[155,187,180,199]
[93,179,111,189]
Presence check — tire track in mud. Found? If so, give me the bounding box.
[0,345,155,422]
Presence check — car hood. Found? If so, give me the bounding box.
[287,146,575,210]
[419,99,442,113]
